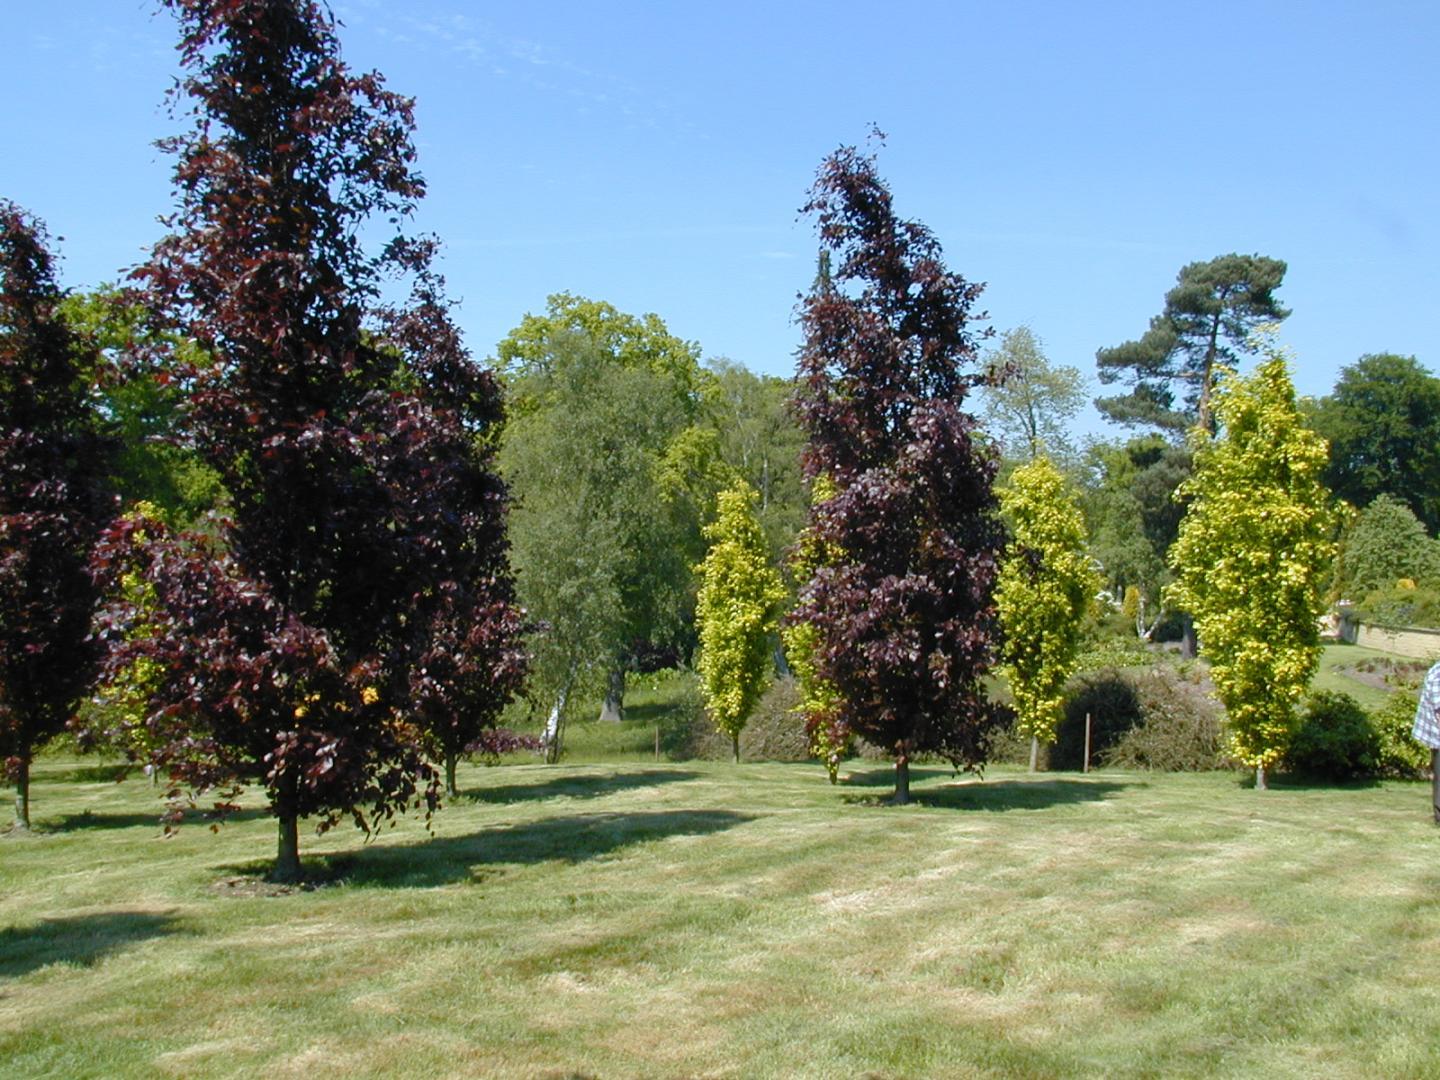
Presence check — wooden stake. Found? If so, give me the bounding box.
[1083,712,1092,774]
[655,725,660,762]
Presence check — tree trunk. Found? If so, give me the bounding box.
[773,640,791,677]
[1181,613,1197,660]
[892,743,912,805]
[732,732,741,765]
[543,674,574,765]
[444,752,459,799]
[13,755,31,831]
[1028,735,1040,773]
[599,668,625,723]
[1255,763,1267,791]
[274,814,302,883]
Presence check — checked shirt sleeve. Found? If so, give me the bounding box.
[1412,662,1440,750]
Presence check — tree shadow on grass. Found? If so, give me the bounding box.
[841,766,954,788]
[0,911,179,979]
[1259,773,1384,792]
[46,806,269,833]
[45,763,134,784]
[463,768,700,805]
[842,772,1134,811]
[313,809,753,889]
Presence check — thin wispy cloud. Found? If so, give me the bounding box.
[334,4,688,135]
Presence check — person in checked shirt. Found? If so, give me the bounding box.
[1412,660,1440,822]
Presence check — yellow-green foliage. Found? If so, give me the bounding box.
[995,456,1099,745]
[1166,343,1337,772]
[780,475,850,779]
[695,482,786,745]
[92,505,166,762]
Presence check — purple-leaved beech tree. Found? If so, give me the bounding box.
[788,137,1005,803]
[0,203,113,831]
[95,0,523,878]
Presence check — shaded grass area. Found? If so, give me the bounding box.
[5,755,1440,1077]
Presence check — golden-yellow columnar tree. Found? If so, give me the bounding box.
[696,482,786,762]
[1166,342,1337,789]
[995,456,1099,770]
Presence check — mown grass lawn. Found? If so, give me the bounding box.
[4,754,1440,1079]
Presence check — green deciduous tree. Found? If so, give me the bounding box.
[996,455,1100,770]
[981,326,1087,461]
[1097,254,1289,435]
[1332,493,1440,601]
[500,332,698,760]
[1308,354,1440,533]
[1081,435,1189,636]
[695,482,786,762]
[58,287,224,528]
[1166,341,1336,789]
[704,357,807,564]
[498,297,720,723]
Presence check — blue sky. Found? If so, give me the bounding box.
[5,1,1438,439]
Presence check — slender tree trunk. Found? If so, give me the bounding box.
[1028,735,1040,773]
[544,672,575,765]
[1198,314,1221,435]
[892,742,912,805]
[444,752,459,799]
[1255,763,1267,791]
[1181,613,1197,660]
[13,755,31,832]
[773,640,790,677]
[274,814,302,883]
[732,732,741,765]
[599,668,625,723]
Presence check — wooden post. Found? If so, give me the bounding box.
[1083,712,1092,774]
[655,725,660,762]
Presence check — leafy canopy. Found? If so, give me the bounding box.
[0,202,113,827]
[1097,254,1288,434]
[1166,341,1336,780]
[789,136,1004,797]
[996,456,1100,747]
[101,0,523,863]
[695,482,786,757]
[1308,353,1440,533]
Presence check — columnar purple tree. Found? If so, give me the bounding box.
[97,0,524,878]
[0,203,113,830]
[789,139,1005,803]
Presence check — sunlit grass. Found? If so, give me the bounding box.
[5,749,1440,1078]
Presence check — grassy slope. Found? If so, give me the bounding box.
[1312,642,1423,710]
[5,756,1440,1078]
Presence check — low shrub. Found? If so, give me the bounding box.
[684,676,810,762]
[1051,670,1142,770]
[1103,667,1224,771]
[1285,691,1379,781]
[1372,689,1431,779]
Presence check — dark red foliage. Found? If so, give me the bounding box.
[0,203,114,820]
[790,139,1005,777]
[465,728,543,763]
[100,0,524,843]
